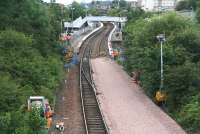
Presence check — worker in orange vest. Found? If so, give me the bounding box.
[155,90,167,107]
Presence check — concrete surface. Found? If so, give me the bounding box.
[91,57,186,134]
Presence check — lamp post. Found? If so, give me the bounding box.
[156,34,165,91]
[117,0,120,9]
[71,7,75,33]
[60,4,64,34]
[85,9,88,17]
[118,12,121,32]
[190,6,193,17]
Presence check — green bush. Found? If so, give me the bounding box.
[123,12,200,133]
[0,0,65,133]
[0,109,46,134]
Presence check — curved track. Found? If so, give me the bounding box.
[91,23,113,58]
[80,23,113,134]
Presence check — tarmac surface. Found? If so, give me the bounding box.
[91,57,186,134]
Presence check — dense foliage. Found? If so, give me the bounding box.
[111,0,127,9]
[0,108,45,134]
[175,0,200,23]
[0,0,65,133]
[69,1,86,20]
[123,12,200,133]
[175,0,197,11]
[107,0,151,22]
[87,7,101,16]
[195,0,200,22]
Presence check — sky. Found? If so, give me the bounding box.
[43,0,138,6]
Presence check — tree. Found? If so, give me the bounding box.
[88,7,100,16]
[0,109,46,134]
[111,0,127,9]
[196,9,200,22]
[0,112,11,133]
[70,1,86,20]
[108,8,121,16]
[0,74,21,113]
[28,108,45,134]
[126,7,146,21]
[0,0,65,132]
[175,0,190,11]
[176,0,198,11]
[123,12,200,133]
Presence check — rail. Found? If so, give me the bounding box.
[79,24,113,134]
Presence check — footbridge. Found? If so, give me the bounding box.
[85,16,127,22]
[64,16,127,31]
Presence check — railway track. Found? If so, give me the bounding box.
[98,24,113,57]
[90,24,113,58]
[80,23,113,134]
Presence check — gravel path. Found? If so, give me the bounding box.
[91,57,186,134]
[51,24,104,134]
[54,66,85,134]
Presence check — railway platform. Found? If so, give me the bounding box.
[70,22,103,54]
[91,57,186,134]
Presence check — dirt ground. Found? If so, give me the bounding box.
[91,57,186,134]
[50,24,105,134]
[54,65,85,134]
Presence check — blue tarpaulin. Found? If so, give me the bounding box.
[64,54,78,68]
[71,54,78,65]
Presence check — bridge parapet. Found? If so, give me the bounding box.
[85,16,127,23]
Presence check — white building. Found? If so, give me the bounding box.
[139,0,180,11]
[140,0,154,11]
[153,0,178,11]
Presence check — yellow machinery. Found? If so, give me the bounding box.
[64,47,73,63]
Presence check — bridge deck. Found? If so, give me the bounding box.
[91,57,185,134]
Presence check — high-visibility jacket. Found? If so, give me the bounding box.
[155,90,166,102]
[46,118,52,129]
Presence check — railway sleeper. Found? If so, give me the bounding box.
[88,125,105,129]
[88,128,107,133]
